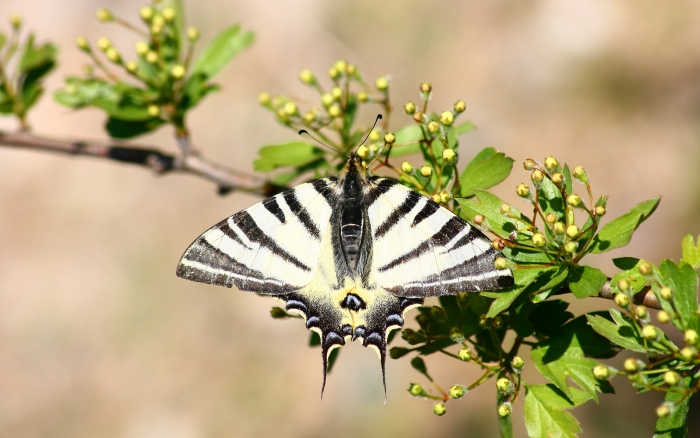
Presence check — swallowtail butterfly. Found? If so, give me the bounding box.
[177,148,513,395]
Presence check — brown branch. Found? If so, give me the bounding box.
[0,130,279,196]
[556,280,661,309]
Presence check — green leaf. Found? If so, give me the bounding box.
[459,148,514,197]
[589,198,660,254]
[612,257,640,270]
[658,259,699,331]
[0,87,13,114]
[524,384,591,438]
[537,176,565,221]
[327,348,340,373]
[529,300,573,337]
[562,164,573,196]
[0,32,6,51]
[388,124,423,157]
[586,310,647,353]
[17,33,58,115]
[456,190,531,241]
[483,267,546,317]
[309,331,320,347]
[681,234,700,269]
[447,120,477,148]
[253,142,323,171]
[190,24,254,81]
[653,387,691,438]
[105,117,166,139]
[389,346,411,359]
[181,72,221,110]
[568,265,607,299]
[529,265,570,302]
[410,357,431,380]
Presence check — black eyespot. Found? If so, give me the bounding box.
[340,293,367,311]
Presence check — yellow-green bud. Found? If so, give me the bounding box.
[593,365,610,380]
[334,59,347,73]
[660,287,673,300]
[420,82,432,93]
[523,158,537,170]
[496,378,512,393]
[404,101,416,114]
[328,66,340,80]
[624,357,639,373]
[276,109,290,123]
[531,169,544,182]
[357,91,368,102]
[145,51,158,64]
[413,110,424,122]
[564,241,578,253]
[618,279,630,291]
[346,64,357,76]
[595,205,606,216]
[321,93,334,107]
[125,61,137,73]
[664,371,680,386]
[458,347,473,361]
[553,222,565,234]
[427,121,439,133]
[162,7,176,22]
[440,111,454,126]
[106,48,121,63]
[478,314,489,326]
[170,64,185,79]
[442,149,456,163]
[684,329,698,345]
[433,402,446,416]
[375,77,389,91]
[408,383,425,396]
[299,69,315,84]
[680,346,695,361]
[151,23,163,35]
[657,310,671,324]
[614,293,629,307]
[76,37,90,51]
[187,27,200,41]
[498,403,512,417]
[303,110,316,123]
[566,225,579,239]
[544,156,559,170]
[258,92,271,106]
[454,100,466,113]
[493,316,503,327]
[656,404,671,418]
[449,326,464,343]
[9,13,22,28]
[516,184,530,197]
[369,144,378,155]
[283,102,298,116]
[384,132,396,144]
[545,213,556,224]
[356,145,370,159]
[328,104,341,118]
[639,261,652,275]
[512,356,525,370]
[567,194,581,207]
[420,165,433,177]
[135,41,149,56]
[494,257,508,270]
[500,204,511,214]
[97,37,111,51]
[151,15,164,28]
[96,8,113,22]
[642,325,657,340]
[401,161,413,173]
[573,166,588,182]
[635,305,648,319]
[532,233,546,247]
[368,129,380,142]
[147,104,160,117]
[331,87,342,100]
[551,172,563,185]
[139,6,154,22]
[474,214,485,225]
[440,191,452,204]
[449,385,466,399]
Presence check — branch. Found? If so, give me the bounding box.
[0,130,279,196]
[556,281,661,310]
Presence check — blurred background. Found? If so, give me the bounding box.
[1,0,699,436]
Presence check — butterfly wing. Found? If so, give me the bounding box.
[367,178,513,296]
[177,179,336,294]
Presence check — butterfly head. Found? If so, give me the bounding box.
[339,152,369,199]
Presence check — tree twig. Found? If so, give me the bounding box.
[0,130,279,196]
[556,280,662,310]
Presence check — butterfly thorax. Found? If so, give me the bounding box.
[336,153,372,278]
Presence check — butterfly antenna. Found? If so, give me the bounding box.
[356,114,383,148]
[298,130,339,153]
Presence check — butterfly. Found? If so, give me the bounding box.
[176,147,514,396]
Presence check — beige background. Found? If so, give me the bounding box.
[1,0,699,437]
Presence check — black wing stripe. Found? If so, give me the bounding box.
[378,217,466,272]
[218,220,252,250]
[411,199,440,227]
[444,225,481,253]
[262,197,286,224]
[282,190,321,240]
[366,178,399,206]
[311,178,338,203]
[374,190,421,239]
[237,211,312,272]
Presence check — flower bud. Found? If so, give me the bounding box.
[551,172,563,185]
[303,110,316,123]
[660,287,673,300]
[162,7,176,22]
[473,214,485,225]
[614,293,629,307]
[139,6,154,22]
[573,166,588,183]
[566,225,579,239]
[401,161,413,173]
[516,184,530,197]
[384,132,396,144]
[320,93,334,107]
[553,222,565,234]
[97,37,111,51]
[375,77,389,91]
[187,27,200,41]
[147,104,160,117]
[427,121,439,133]
[170,64,185,79]
[105,47,121,63]
[76,37,90,51]
[635,305,648,319]
[145,51,158,64]
[656,404,672,418]
[449,385,466,399]
[458,347,473,361]
[454,100,466,113]
[135,41,149,56]
[331,87,343,100]
[433,403,446,416]
[420,165,433,177]
[638,261,652,275]
[624,357,638,373]
[258,92,271,106]
[664,371,680,386]
[593,365,610,380]
[617,279,630,291]
[356,145,370,159]
[357,91,368,102]
[346,64,357,76]
[413,110,423,122]
[299,69,315,84]
[498,204,510,215]
[276,109,290,123]
[567,194,581,207]
[680,346,695,361]
[493,239,506,250]
[564,241,578,253]
[523,159,537,170]
[642,325,657,340]
[449,327,464,343]
[657,310,670,324]
[494,257,507,270]
[440,111,454,126]
[96,8,113,22]
[333,59,347,73]
[125,61,137,73]
[532,233,545,247]
[280,102,296,116]
[684,329,698,345]
[544,156,559,170]
[431,194,441,203]
[440,191,452,204]
[328,104,341,118]
[496,378,512,393]
[442,149,456,163]
[595,205,606,216]
[404,101,416,114]
[498,403,512,417]
[408,383,426,396]
[420,82,432,93]
[512,356,525,371]
[9,13,22,28]
[531,169,544,182]
[541,213,555,224]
